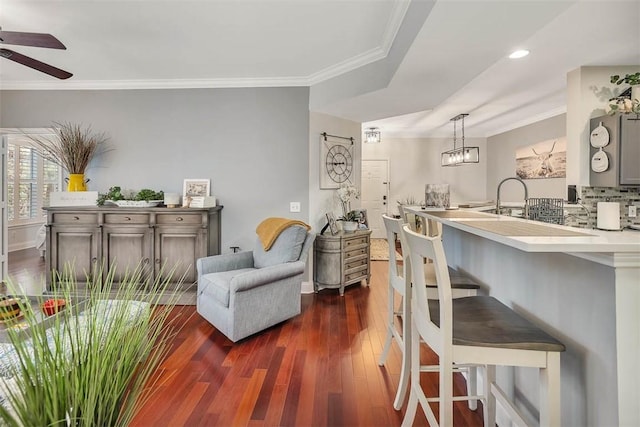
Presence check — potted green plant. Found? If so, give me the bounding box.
[97,186,165,207]
[26,122,110,191]
[0,264,187,426]
[608,72,640,115]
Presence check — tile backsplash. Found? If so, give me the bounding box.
[564,186,640,229]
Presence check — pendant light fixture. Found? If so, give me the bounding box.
[364,127,381,144]
[441,113,479,166]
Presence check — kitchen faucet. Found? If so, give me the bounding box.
[496,177,529,218]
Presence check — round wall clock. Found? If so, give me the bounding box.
[326,144,353,184]
[319,135,355,189]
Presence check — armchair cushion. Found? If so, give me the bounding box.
[253,225,308,268]
[199,262,305,308]
[197,250,254,275]
[199,268,256,307]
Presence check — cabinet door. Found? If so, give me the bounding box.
[102,226,153,283]
[49,225,100,285]
[620,116,640,185]
[154,226,206,286]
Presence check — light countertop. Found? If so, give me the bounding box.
[404,206,640,254]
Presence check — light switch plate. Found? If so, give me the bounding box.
[629,205,637,218]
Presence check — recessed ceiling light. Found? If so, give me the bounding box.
[509,50,530,59]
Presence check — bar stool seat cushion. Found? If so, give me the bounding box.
[428,295,566,352]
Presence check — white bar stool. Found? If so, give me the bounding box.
[377,215,479,410]
[400,224,565,427]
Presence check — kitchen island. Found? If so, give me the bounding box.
[405,206,640,427]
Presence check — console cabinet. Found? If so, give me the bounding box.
[44,206,222,290]
[313,229,371,296]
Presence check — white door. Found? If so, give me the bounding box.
[361,160,389,239]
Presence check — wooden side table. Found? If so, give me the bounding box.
[313,229,371,296]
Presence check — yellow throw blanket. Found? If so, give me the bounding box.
[256,217,311,251]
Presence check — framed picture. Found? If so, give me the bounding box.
[183,179,210,198]
[352,208,368,229]
[326,212,339,235]
[515,137,566,179]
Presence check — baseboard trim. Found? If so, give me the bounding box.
[301,280,314,294]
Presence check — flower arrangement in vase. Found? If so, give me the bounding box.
[336,183,360,231]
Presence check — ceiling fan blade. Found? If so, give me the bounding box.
[0,48,72,79]
[0,31,66,49]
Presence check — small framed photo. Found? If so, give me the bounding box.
[352,209,368,229]
[326,212,339,235]
[183,179,210,198]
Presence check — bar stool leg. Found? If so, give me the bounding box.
[540,353,561,427]
[378,286,395,366]
[393,292,410,409]
[485,365,497,427]
[401,322,421,427]
[467,365,478,410]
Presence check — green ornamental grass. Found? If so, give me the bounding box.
[0,262,190,426]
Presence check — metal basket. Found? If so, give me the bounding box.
[528,198,564,225]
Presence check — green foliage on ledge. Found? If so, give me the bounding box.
[610,72,640,86]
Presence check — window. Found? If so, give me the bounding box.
[7,134,62,226]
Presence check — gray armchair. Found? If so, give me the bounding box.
[196,224,314,342]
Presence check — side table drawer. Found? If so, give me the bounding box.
[344,235,368,249]
[345,268,368,283]
[345,246,368,259]
[345,256,368,271]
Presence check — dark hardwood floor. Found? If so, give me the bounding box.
[6,249,483,427]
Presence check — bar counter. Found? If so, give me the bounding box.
[405,206,640,426]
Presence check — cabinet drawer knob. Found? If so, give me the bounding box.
[124,216,131,221]
[73,216,80,220]
[91,257,97,263]
[176,217,184,222]
[143,258,150,264]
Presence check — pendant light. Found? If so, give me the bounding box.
[441,113,479,166]
[364,127,381,144]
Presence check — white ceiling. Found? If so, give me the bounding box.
[1,0,639,138]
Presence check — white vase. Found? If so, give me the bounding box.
[342,221,358,232]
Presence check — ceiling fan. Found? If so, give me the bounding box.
[0,28,73,79]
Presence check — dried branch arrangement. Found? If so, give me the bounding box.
[26,122,109,174]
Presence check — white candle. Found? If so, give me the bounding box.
[164,193,180,208]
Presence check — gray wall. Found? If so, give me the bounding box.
[486,114,566,202]
[0,87,310,253]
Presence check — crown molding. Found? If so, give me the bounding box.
[308,0,410,85]
[0,1,410,91]
[0,76,312,91]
